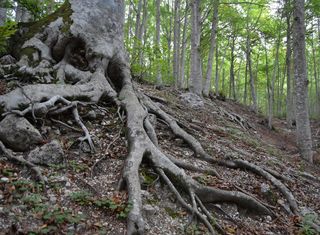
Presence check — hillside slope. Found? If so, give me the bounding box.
[0,82,319,234]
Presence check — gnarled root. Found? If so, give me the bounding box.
[0,141,46,183]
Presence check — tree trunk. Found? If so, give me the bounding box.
[203,0,219,97]
[293,0,313,162]
[0,0,6,26]
[0,1,301,234]
[173,0,181,88]
[179,0,189,89]
[229,35,236,100]
[189,0,202,96]
[268,34,281,130]
[155,0,162,86]
[285,0,294,127]
[215,38,219,96]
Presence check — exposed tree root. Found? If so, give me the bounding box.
[0,141,46,183]
[0,1,306,232]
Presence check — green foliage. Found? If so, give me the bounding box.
[299,213,319,235]
[0,21,17,54]
[69,190,132,219]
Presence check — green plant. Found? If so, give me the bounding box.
[0,21,17,54]
[70,191,132,219]
[300,213,318,235]
[69,160,89,173]
[22,193,44,206]
[70,191,93,205]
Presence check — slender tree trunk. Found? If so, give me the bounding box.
[138,0,148,69]
[166,0,173,79]
[179,1,189,89]
[215,39,219,96]
[286,0,294,127]
[132,0,143,64]
[203,0,219,96]
[155,0,163,86]
[293,0,313,162]
[268,35,281,129]
[0,0,6,26]
[173,0,181,88]
[189,0,202,95]
[246,34,257,112]
[229,35,236,100]
[244,55,248,105]
[311,30,319,117]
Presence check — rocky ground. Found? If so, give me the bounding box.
[0,81,319,235]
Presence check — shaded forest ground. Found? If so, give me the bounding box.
[0,81,319,234]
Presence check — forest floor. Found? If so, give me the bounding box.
[0,82,319,235]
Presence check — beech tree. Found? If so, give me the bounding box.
[293,0,313,162]
[0,0,313,234]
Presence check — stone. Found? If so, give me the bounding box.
[0,55,17,65]
[27,140,64,166]
[0,115,43,152]
[0,177,9,183]
[260,183,270,193]
[179,92,204,109]
[143,204,157,217]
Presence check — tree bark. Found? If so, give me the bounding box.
[293,0,313,162]
[155,0,163,86]
[189,0,202,96]
[229,34,236,100]
[203,0,219,97]
[285,0,294,127]
[178,0,189,89]
[173,0,181,88]
[0,0,6,26]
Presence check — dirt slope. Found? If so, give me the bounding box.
[0,83,319,235]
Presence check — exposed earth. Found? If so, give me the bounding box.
[0,81,319,235]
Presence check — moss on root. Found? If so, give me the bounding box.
[9,1,73,59]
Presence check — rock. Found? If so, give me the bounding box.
[85,110,97,120]
[260,183,270,193]
[0,55,17,65]
[0,115,43,152]
[179,92,204,109]
[27,140,64,166]
[143,204,158,217]
[0,177,9,183]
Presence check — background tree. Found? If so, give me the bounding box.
[293,0,313,162]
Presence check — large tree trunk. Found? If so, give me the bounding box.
[293,0,313,163]
[0,1,304,234]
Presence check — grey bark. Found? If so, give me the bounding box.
[155,0,162,86]
[173,0,181,87]
[138,0,148,68]
[229,35,236,100]
[285,0,294,127]
[293,0,313,162]
[0,0,6,26]
[246,33,257,112]
[203,0,219,97]
[268,35,281,130]
[215,39,219,96]
[189,0,202,96]
[179,1,189,89]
